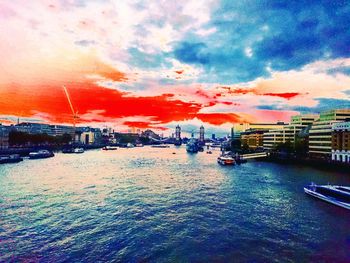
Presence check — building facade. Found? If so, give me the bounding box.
[263,114,319,150]
[241,130,265,149]
[15,122,75,137]
[79,127,102,145]
[0,125,10,149]
[15,122,52,135]
[331,121,350,163]
[233,122,286,140]
[309,109,350,159]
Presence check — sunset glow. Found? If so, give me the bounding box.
[1,1,349,133]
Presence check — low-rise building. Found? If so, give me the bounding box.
[309,109,350,159]
[49,125,74,137]
[240,130,265,149]
[15,122,52,134]
[80,127,102,145]
[15,122,75,137]
[331,121,350,163]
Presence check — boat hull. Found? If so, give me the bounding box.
[29,151,54,159]
[304,187,350,210]
[0,156,23,164]
[217,157,235,165]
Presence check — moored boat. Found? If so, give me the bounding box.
[73,147,84,153]
[0,154,23,164]
[63,147,85,153]
[217,155,235,165]
[151,145,170,148]
[186,138,199,153]
[29,150,54,159]
[62,148,74,154]
[102,146,118,150]
[174,140,182,146]
[304,183,350,210]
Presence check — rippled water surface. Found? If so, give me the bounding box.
[1,146,350,262]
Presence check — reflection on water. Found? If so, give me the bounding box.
[1,146,350,262]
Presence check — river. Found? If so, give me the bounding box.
[1,146,350,262]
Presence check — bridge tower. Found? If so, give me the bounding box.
[199,125,205,142]
[175,125,181,140]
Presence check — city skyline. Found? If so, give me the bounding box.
[1,1,350,134]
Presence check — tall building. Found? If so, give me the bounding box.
[233,122,286,140]
[263,114,319,150]
[331,121,350,163]
[309,109,350,159]
[199,125,205,142]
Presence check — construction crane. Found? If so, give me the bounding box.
[63,85,79,142]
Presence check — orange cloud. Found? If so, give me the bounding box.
[195,113,243,125]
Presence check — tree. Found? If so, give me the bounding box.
[294,137,308,156]
[230,139,241,152]
[274,140,293,153]
[241,143,250,153]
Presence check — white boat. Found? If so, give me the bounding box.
[126,143,135,148]
[217,155,235,165]
[304,183,350,210]
[73,147,85,153]
[29,150,54,159]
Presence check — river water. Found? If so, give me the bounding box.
[1,146,350,262]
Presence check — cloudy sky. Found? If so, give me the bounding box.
[0,0,350,134]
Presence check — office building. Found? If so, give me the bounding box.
[263,114,319,150]
[309,109,350,159]
[233,122,286,140]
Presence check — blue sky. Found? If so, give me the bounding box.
[0,0,349,132]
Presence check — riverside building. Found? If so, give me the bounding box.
[15,122,75,137]
[240,129,265,149]
[309,109,350,159]
[331,121,350,163]
[0,124,10,149]
[263,114,319,150]
[233,122,286,140]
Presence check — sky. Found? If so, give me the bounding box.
[0,0,350,135]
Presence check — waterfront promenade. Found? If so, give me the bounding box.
[1,146,350,262]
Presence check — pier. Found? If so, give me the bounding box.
[238,152,269,160]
